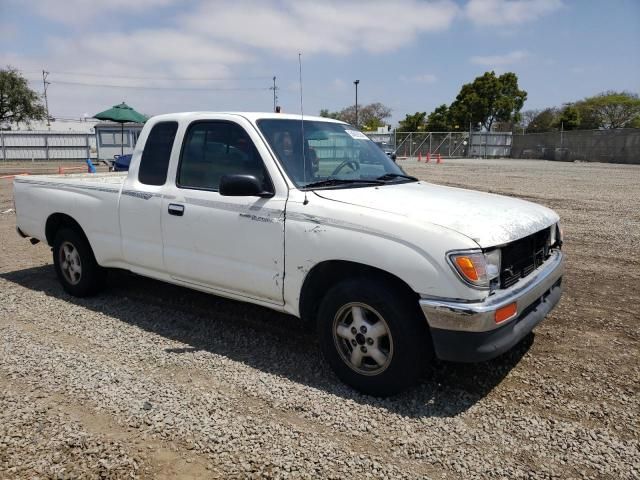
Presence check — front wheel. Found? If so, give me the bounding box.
[53,228,106,297]
[318,277,432,396]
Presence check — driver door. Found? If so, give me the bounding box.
[161,119,286,304]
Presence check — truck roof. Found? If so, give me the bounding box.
[148,111,348,124]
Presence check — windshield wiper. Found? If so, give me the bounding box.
[302,178,384,189]
[375,173,419,182]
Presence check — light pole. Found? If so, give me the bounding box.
[353,80,359,128]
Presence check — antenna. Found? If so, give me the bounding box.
[298,53,308,205]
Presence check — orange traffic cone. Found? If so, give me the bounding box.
[426,152,431,163]
[417,151,422,162]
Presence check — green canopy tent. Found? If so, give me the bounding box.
[94,102,148,157]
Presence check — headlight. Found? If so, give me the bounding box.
[448,249,501,289]
[549,222,562,248]
[558,222,563,245]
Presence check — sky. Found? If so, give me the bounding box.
[1,0,639,125]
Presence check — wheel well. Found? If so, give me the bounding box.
[45,213,89,247]
[299,260,419,324]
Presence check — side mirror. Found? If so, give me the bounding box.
[219,174,274,197]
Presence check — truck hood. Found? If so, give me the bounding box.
[313,181,559,248]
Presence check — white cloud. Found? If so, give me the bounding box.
[20,0,178,25]
[466,0,563,26]
[399,73,438,84]
[0,25,265,120]
[39,29,251,87]
[183,0,460,56]
[470,50,529,66]
[76,30,247,70]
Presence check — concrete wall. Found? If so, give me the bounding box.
[512,129,640,164]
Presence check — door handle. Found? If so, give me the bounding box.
[168,203,185,216]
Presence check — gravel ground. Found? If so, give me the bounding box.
[1,158,639,479]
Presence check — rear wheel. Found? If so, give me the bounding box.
[318,277,431,396]
[53,228,106,297]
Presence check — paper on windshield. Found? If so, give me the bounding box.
[344,130,369,140]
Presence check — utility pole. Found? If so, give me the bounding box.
[269,76,279,112]
[42,70,51,127]
[353,80,360,128]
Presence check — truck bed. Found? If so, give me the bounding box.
[14,172,128,266]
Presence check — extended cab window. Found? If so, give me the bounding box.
[177,121,270,191]
[138,122,178,186]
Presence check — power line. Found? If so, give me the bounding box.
[22,69,272,82]
[49,70,273,81]
[52,80,270,91]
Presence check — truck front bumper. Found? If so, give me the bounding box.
[419,250,564,362]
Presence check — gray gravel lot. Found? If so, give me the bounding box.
[1,158,639,479]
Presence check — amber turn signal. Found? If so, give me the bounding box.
[495,302,517,323]
[454,256,479,282]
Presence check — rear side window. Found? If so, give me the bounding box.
[138,122,178,186]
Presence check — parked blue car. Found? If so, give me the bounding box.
[113,154,132,172]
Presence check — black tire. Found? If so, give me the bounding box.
[318,277,432,397]
[53,228,106,297]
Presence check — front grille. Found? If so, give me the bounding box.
[500,228,552,289]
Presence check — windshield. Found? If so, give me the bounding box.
[257,119,409,189]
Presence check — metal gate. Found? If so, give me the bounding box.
[468,132,512,157]
[0,131,96,161]
[392,132,470,158]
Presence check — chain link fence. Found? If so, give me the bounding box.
[387,132,471,158]
[512,129,640,164]
[10,128,635,165]
[366,132,513,158]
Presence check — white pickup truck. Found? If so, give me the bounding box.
[14,112,564,396]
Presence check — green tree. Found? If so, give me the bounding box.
[555,105,581,130]
[578,91,640,129]
[359,102,392,131]
[318,102,392,130]
[425,104,451,131]
[449,71,527,131]
[397,111,427,131]
[573,102,600,130]
[0,66,46,126]
[319,109,339,120]
[527,108,558,133]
